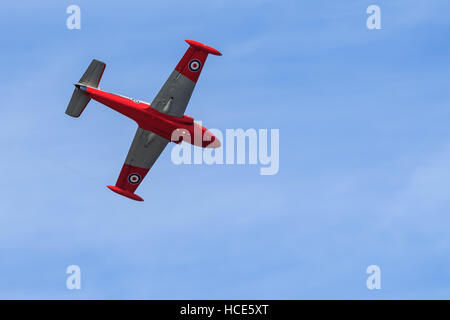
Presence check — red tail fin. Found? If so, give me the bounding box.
[175,40,222,83]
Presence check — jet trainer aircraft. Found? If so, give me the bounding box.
[66,40,222,201]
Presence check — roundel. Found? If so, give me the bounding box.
[128,173,141,184]
[188,59,201,72]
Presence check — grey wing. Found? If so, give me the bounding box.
[124,128,169,169]
[110,128,168,199]
[150,70,196,117]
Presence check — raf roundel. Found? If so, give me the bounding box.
[128,173,141,184]
[188,59,201,72]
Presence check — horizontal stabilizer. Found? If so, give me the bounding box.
[79,59,106,87]
[65,88,91,118]
[65,59,106,118]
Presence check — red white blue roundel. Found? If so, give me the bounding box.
[128,173,141,184]
[188,59,201,72]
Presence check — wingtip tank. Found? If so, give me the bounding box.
[185,39,222,56]
[107,185,144,201]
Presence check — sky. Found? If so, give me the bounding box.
[1,0,450,299]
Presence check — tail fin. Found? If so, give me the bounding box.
[174,40,222,83]
[65,59,106,118]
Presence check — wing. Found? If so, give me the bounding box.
[107,128,169,201]
[108,40,221,201]
[150,39,221,117]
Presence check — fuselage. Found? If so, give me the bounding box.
[79,85,220,148]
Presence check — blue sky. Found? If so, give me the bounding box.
[1,0,450,299]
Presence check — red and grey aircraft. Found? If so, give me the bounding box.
[66,40,221,201]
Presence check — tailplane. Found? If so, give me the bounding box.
[65,59,106,117]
